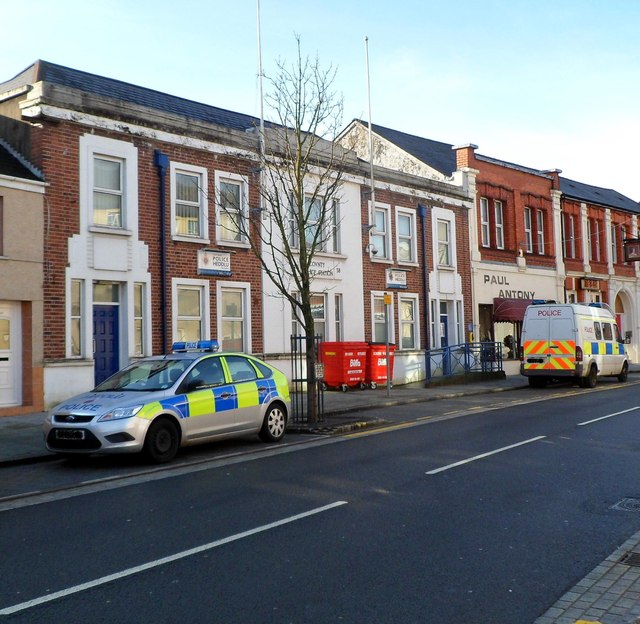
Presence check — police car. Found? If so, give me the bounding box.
[43,341,291,463]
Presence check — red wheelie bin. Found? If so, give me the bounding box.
[318,342,368,391]
[365,342,396,389]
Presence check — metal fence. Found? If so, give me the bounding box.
[426,341,504,381]
[289,335,324,424]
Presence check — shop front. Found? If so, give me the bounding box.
[475,268,561,361]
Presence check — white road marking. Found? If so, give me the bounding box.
[0,501,348,616]
[426,436,547,475]
[577,406,640,427]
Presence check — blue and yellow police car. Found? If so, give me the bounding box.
[43,341,291,463]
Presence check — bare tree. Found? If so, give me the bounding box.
[223,38,351,422]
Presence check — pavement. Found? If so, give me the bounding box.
[3,368,640,623]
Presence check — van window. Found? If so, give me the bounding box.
[615,325,623,343]
[593,322,602,340]
[602,323,613,341]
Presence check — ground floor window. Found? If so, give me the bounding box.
[399,296,418,349]
[220,288,246,351]
[70,279,84,357]
[173,280,209,343]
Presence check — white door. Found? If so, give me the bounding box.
[0,302,21,406]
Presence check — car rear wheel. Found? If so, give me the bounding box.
[259,404,287,443]
[143,418,180,463]
[618,361,629,383]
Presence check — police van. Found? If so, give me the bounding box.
[520,302,629,388]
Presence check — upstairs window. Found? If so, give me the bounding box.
[610,224,617,264]
[563,214,576,259]
[480,197,490,247]
[216,172,249,245]
[437,219,452,266]
[175,172,202,236]
[535,209,545,255]
[371,204,391,259]
[288,195,340,253]
[171,163,208,241]
[396,210,416,263]
[494,201,504,249]
[93,156,123,227]
[524,208,533,253]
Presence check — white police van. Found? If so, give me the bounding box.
[520,302,629,388]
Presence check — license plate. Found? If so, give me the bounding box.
[55,429,85,440]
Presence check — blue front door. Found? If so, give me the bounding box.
[94,305,119,385]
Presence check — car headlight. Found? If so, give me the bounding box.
[98,405,144,422]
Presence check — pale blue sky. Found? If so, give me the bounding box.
[4,0,639,198]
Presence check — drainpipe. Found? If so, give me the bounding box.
[418,203,431,381]
[154,150,169,354]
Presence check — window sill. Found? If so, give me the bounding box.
[397,261,419,268]
[172,234,211,245]
[370,257,394,264]
[89,226,133,237]
[216,240,250,250]
[437,264,456,271]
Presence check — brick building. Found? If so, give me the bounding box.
[0,61,267,407]
[0,138,45,415]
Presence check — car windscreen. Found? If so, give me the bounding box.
[94,359,189,392]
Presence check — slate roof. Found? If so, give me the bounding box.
[560,177,640,213]
[0,139,43,182]
[360,121,457,176]
[0,60,262,132]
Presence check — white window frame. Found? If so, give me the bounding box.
[621,225,627,264]
[536,209,544,255]
[69,278,84,358]
[524,207,533,253]
[215,171,249,247]
[593,219,601,261]
[398,295,419,350]
[563,214,575,259]
[80,134,139,235]
[431,208,457,270]
[371,291,395,344]
[371,203,392,260]
[170,162,209,243]
[334,293,343,341]
[217,281,251,352]
[396,208,417,264]
[436,219,452,267]
[610,224,617,264]
[495,200,504,250]
[172,278,210,343]
[290,292,327,340]
[480,197,490,247]
[133,282,145,357]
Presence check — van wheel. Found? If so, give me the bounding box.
[581,365,597,389]
[618,361,629,383]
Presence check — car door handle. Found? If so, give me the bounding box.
[220,392,236,399]
[257,386,267,393]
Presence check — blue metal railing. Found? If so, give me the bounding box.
[426,342,504,381]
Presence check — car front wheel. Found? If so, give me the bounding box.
[143,418,180,463]
[259,404,287,443]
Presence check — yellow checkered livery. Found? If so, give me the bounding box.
[523,340,576,371]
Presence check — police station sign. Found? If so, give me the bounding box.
[198,250,232,276]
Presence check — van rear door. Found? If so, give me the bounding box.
[523,306,576,374]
